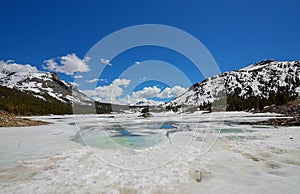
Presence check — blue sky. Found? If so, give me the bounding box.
[0,0,299,104]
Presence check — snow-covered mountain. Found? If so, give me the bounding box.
[133,100,163,107]
[0,70,92,105]
[165,60,300,109]
[1,59,299,113]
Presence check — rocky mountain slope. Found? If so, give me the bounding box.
[1,60,299,115]
[0,85,74,115]
[0,70,135,115]
[0,70,92,105]
[165,60,300,111]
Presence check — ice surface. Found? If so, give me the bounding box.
[0,112,299,193]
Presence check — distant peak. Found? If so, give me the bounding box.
[253,59,277,65]
[240,60,277,71]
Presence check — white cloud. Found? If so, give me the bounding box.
[99,78,108,83]
[82,79,130,103]
[171,85,186,96]
[100,58,112,66]
[43,59,57,71]
[158,86,186,98]
[130,85,186,100]
[44,53,90,75]
[134,61,141,65]
[158,87,172,98]
[85,78,99,83]
[6,60,14,63]
[131,86,161,99]
[0,60,39,72]
[125,85,186,104]
[82,78,186,105]
[73,75,83,79]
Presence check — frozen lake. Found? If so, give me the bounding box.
[0,112,299,193]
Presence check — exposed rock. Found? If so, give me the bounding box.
[252,98,300,126]
[138,112,153,118]
[51,72,59,81]
[0,110,49,127]
[194,170,202,182]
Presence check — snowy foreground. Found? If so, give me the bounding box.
[0,112,299,193]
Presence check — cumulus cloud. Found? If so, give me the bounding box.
[131,86,161,99]
[158,86,186,98]
[82,78,186,105]
[171,86,187,96]
[127,85,186,104]
[82,79,131,103]
[100,58,112,66]
[43,59,57,71]
[0,60,39,72]
[85,78,99,83]
[73,75,83,79]
[44,53,90,75]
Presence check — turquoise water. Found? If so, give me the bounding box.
[73,129,163,149]
[73,122,178,149]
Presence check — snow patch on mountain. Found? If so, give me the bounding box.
[166,60,300,108]
[0,70,93,105]
[133,100,163,106]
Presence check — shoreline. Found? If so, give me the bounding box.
[1,103,299,128]
[251,98,300,126]
[0,110,50,127]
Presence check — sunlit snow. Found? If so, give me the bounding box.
[0,112,299,193]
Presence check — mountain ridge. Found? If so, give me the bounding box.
[0,59,299,115]
[164,60,300,112]
[0,69,146,115]
[0,70,92,105]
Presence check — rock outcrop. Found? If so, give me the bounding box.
[254,98,300,126]
[0,110,49,127]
